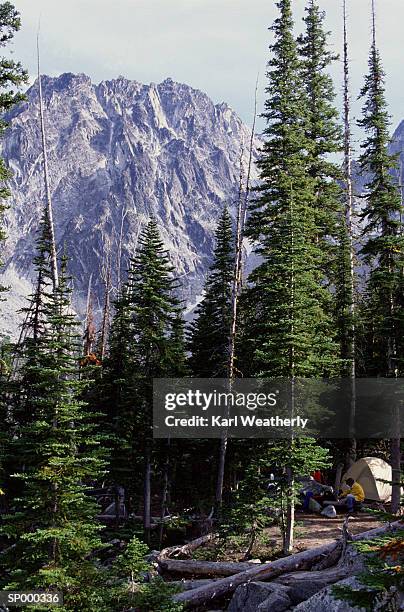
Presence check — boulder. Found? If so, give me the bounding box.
[293,577,370,611]
[257,590,292,611]
[227,582,291,612]
[281,575,337,604]
[321,504,337,518]
[271,544,367,605]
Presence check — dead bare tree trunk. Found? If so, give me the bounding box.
[214,144,244,513]
[283,190,295,556]
[159,438,171,548]
[144,442,152,546]
[99,255,112,361]
[37,35,58,290]
[343,0,357,468]
[215,82,258,512]
[116,206,128,294]
[174,521,403,608]
[83,274,96,356]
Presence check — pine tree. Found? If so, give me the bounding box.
[0,2,27,296]
[297,0,342,251]
[188,207,234,377]
[187,208,235,513]
[334,0,358,470]
[103,219,186,543]
[357,5,403,514]
[245,0,340,379]
[0,4,27,494]
[0,210,55,507]
[1,255,107,609]
[243,0,339,553]
[357,20,403,378]
[129,219,185,544]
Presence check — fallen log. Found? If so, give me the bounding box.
[170,579,219,591]
[274,566,354,589]
[159,559,260,577]
[159,533,217,560]
[173,542,339,607]
[174,520,403,608]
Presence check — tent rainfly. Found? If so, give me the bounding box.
[342,457,392,502]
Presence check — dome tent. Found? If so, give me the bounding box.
[342,457,392,502]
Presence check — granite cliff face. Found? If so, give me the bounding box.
[0,73,259,337]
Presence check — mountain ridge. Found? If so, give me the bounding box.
[0,72,259,337]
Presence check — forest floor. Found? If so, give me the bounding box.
[284,512,383,551]
[192,512,383,562]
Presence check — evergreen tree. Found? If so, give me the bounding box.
[243,0,339,553]
[188,207,234,377]
[297,0,343,252]
[1,254,107,609]
[357,13,403,514]
[0,2,27,493]
[103,219,186,543]
[357,30,404,378]
[2,212,55,500]
[129,219,185,543]
[245,0,340,379]
[334,0,358,469]
[0,2,27,296]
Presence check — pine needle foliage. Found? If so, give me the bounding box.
[245,0,340,378]
[102,219,186,505]
[357,37,404,377]
[298,0,343,254]
[188,207,235,377]
[1,252,107,609]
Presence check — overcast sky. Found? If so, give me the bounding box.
[9,0,404,148]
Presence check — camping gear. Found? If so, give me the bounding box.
[342,457,392,502]
[321,504,337,518]
[299,477,333,497]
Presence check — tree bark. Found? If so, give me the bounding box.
[37,36,58,290]
[215,86,257,511]
[159,559,261,578]
[144,443,152,546]
[158,533,217,561]
[390,434,402,514]
[158,439,171,548]
[283,467,294,555]
[343,0,357,468]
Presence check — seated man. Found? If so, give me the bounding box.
[339,478,365,513]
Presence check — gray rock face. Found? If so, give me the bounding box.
[293,576,370,612]
[0,73,259,337]
[227,581,291,612]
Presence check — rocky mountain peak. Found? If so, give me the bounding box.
[0,73,259,338]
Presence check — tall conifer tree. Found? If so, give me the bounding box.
[357,3,403,512]
[335,0,358,468]
[243,0,338,553]
[188,207,234,377]
[245,0,339,379]
[297,0,342,252]
[129,219,185,543]
[103,219,186,543]
[0,3,27,482]
[1,248,106,608]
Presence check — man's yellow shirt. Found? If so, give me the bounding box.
[341,482,365,502]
